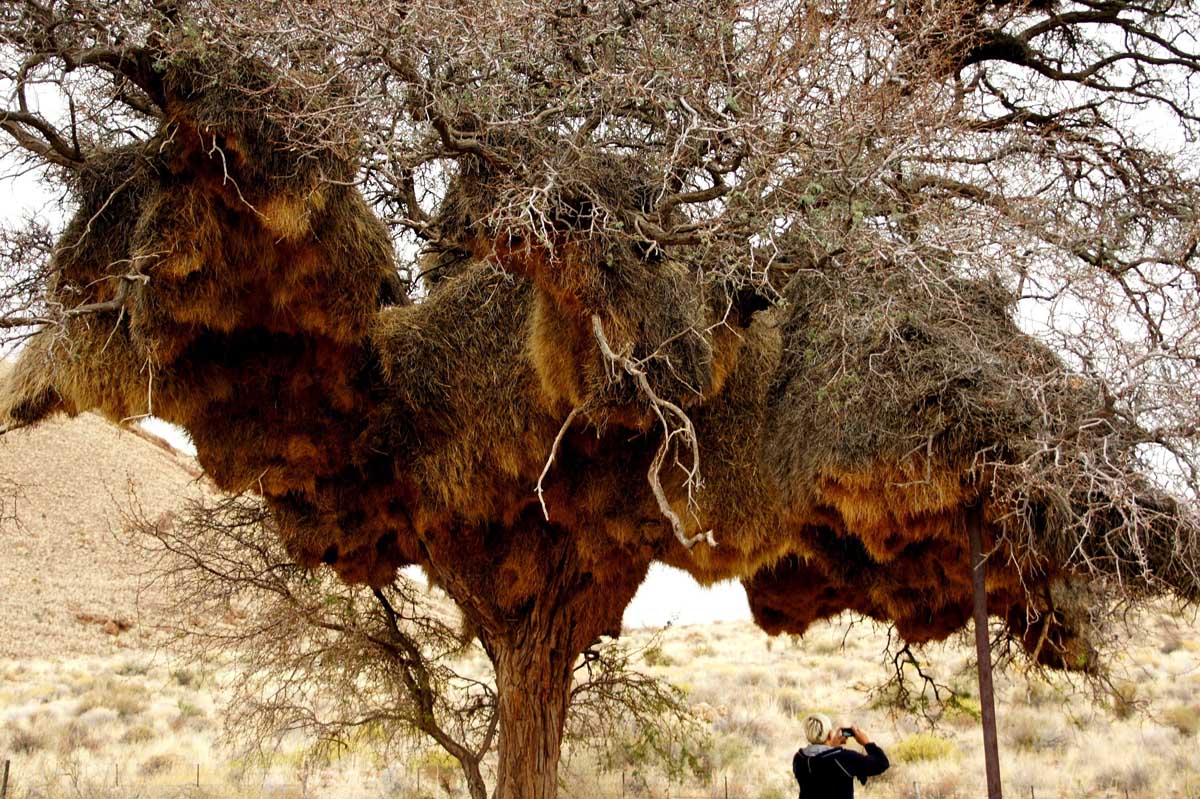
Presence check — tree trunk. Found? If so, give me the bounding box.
[418,515,650,799]
[493,634,575,799]
[461,758,488,799]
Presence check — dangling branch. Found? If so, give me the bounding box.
[536,405,580,521]
[590,314,715,550]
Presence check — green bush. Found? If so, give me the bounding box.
[892,733,958,763]
[707,733,752,770]
[944,693,982,723]
[642,644,676,668]
[177,700,205,718]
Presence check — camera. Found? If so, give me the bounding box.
[840,727,855,738]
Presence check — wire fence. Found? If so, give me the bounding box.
[3,759,1199,799]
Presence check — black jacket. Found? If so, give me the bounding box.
[792,743,890,799]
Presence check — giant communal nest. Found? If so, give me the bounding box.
[739,256,1200,668]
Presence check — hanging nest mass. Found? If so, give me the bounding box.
[2,58,1198,674]
[742,260,1200,670]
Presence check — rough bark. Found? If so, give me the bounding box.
[462,759,488,799]
[420,517,649,799]
[493,633,575,799]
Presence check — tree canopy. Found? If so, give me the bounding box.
[3,2,1200,796]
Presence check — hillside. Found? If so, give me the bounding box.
[0,412,205,659]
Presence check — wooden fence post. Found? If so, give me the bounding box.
[969,504,1003,799]
[2,759,10,799]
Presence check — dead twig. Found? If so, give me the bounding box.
[591,314,715,550]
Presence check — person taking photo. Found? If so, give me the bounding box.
[793,713,890,799]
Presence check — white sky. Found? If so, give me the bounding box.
[623,563,752,628]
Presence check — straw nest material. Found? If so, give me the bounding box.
[737,260,1198,667]
[3,65,1196,667]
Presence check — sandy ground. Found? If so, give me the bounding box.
[0,413,205,659]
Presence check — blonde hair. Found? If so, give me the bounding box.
[804,713,833,745]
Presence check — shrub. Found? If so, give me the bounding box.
[943,693,981,724]
[76,680,147,719]
[893,733,958,763]
[642,645,676,668]
[1162,705,1200,736]
[121,724,156,744]
[915,769,968,799]
[713,709,776,747]
[177,700,205,718]
[10,725,48,754]
[737,669,773,689]
[115,659,152,677]
[171,700,209,732]
[705,733,752,771]
[56,720,101,753]
[171,668,200,688]
[1004,711,1063,751]
[1111,680,1141,720]
[1093,760,1153,795]
[1019,679,1060,709]
[756,783,790,799]
[141,754,177,777]
[775,688,805,717]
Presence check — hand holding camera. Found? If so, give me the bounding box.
[839,724,871,746]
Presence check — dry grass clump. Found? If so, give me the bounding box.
[119,724,155,744]
[9,724,50,755]
[1003,709,1066,752]
[140,753,177,777]
[1162,704,1200,736]
[712,709,776,748]
[75,678,148,719]
[1109,679,1142,720]
[55,720,102,754]
[1091,759,1154,795]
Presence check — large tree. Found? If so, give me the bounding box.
[3,1,1200,796]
